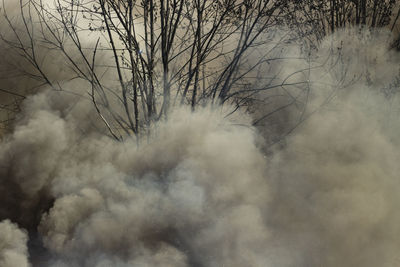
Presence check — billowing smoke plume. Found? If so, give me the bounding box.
[0,88,272,266]
[263,28,400,267]
[267,97,400,266]
[0,220,30,267]
[2,1,400,266]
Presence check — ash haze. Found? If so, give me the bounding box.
[1,0,400,266]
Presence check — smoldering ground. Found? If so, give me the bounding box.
[2,2,400,267]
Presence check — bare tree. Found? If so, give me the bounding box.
[0,0,323,141]
[283,0,399,49]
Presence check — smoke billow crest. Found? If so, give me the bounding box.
[1,1,400,266]
[0,88,272,266]
[0,220,30,267]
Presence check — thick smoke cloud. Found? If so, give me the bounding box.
[263,28,400,267]
[1,1,400,266]
[1,88,272,266]
[0,220,30,267]
[267,98,400,266]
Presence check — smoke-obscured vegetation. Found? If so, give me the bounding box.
[1,1,400,266]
